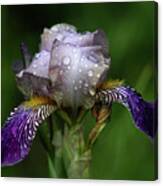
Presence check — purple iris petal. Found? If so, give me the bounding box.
[1,103,55,166]
[116,86,157,138]
[96,86,157,138]
[2,107,32,166]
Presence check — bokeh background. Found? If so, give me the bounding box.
[1,1,157,180]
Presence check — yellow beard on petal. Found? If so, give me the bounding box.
[97,79,124,90]
[23,96,54,108]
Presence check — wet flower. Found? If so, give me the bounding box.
[1,24,157,169]
[17,23,110,109]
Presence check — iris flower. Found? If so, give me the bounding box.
[1,24,157,176]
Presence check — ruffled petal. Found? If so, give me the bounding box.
[1,97,55,166]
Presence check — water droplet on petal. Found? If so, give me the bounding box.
[85,64,88,68]
[94,64,98,68]
[74,86,78,91]
[73,48,77,53]
[35,53,40,59]
[67,65,71,70]
[88,70,93,77]
[33,64,37,68]
[33,71,37,75]
[81,57,85,62]
[84,83,89,87]
[89,88,96,96]
[79,80,82,84]
[63,56,71,65]
[96,73,101,78]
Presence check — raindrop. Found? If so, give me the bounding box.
[79,80,82,84]
[67,65,71,70]
[74,53,78,58]
[81,57,85,62]
[94,64,98,68]
[96,73,101,78]
[73,48,77,53]
[63,56,71,65]
[33,71,37,75]
[88,70,93,77]
[89,88,96,96]
[35,53,40,59]
[85,64,88,68]
[32,64,37,68]
[84,83,89,87]
[74,86,78,91]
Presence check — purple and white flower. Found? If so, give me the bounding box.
[1,23,157,167]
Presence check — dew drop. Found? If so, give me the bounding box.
[94,64,98,68]
[89,88,96,96]
[63,56,71,65]
[73,48,77,53]
[67,65,71,70]
[88,70,93,77]
[74,86,78,91]
[33,64,37,68]
[84,83,89,87]
[81,57,85,62]
[33,71,37,75]
[85,64,88,68]
[79,80,82,84]
[96,73,101,78]
[35,53,40,59]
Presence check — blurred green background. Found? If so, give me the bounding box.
[1,1,157,180]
